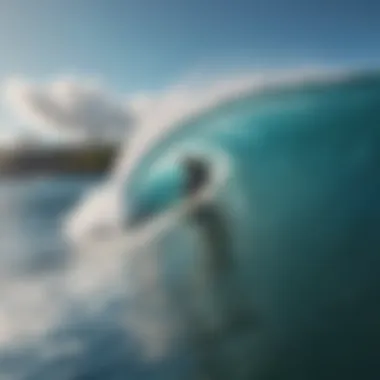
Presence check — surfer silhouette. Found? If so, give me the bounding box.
[182,155,240,342]
[183,156,231,278]
[183,156,256,331]
[182,156,255,379]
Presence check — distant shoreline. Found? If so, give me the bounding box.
[0,144,117,177]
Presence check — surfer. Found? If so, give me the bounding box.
[183,156,232,279]
[182,155,257,325]
[182,155,238,341]
[182,156,256,379]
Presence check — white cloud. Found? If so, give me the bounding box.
[3,77,133,141]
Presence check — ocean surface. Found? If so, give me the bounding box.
[0,176,191,380]
[3,71,380,380]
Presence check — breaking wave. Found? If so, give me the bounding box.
[60,67,380,379]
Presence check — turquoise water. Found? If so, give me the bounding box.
[121,73,380,379]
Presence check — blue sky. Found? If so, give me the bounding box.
[0,0,379,140]
[0,0,379,92]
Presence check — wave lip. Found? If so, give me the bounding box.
[113,67,352,182]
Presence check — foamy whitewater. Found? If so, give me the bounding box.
[3,68,380,380]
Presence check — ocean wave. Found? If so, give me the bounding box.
[66,67,357,242]
[61,67,380,378]
[112,67,351,183]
